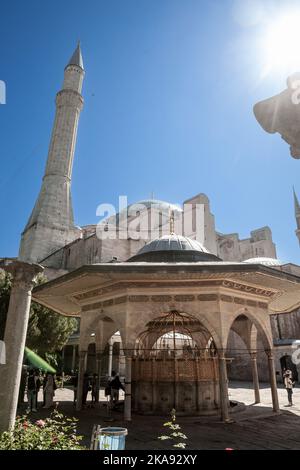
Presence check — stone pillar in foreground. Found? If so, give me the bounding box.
[76,349,87,411]
[250,352,260,404]
[266,350,280,413]
[124,355,132,422]
[218,351,230,422]
[0,261,43,432]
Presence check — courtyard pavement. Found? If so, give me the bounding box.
[20,381,300,450]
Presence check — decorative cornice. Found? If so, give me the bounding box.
[81,292,268,312]
[73,279,276,303]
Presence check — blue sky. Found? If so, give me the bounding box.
[1,0,300,263]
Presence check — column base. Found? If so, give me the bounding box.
[221,417,235,424]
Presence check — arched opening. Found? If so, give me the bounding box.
[226,315,268,383]
[226,312,279,412]
[132,310,219,416]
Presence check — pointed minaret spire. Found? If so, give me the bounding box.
[293,186,300,215]
[19,45,85,263]
[67,42,84,70]
[293,187,300,246]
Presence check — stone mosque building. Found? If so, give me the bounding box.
[5,45,300,421]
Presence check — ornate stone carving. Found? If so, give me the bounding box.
[220,294,233,303]
[197,294,218,301]
[114,296,128,305]
[82,301,103,312]
[258,302,268,309]
[246,299,257,307]
[74,278,276,304]
[3,261,43,290]
[151,295,173,302]
[128,295,150,302]
[174,295,195,302]
[233,297,245,305]
[222,280,275,297]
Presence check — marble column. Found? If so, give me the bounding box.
[71,345,76,372]
[108,338,113,377]
[96,351,102,396]
[76,349,87,411]
[218,351,230,422]
[124,355,132,422]
[0,261,43,432]
[266,350,280,412]
[250,352,260,404]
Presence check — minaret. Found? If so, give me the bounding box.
[19,44,84,263]
[293,187,300,246]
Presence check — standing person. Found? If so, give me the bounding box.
[26,370,37,413]
[82,372,90,408]
[18,365,28,408]
[34,369,41,410]
[109,371,125,409]
[284,369,295,406]
[43,373,55,409]
[91,373,99,407]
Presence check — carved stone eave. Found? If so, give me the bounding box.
[31,262,300,317]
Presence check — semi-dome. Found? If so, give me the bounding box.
[128,234,222,262]
[243,257,282,267]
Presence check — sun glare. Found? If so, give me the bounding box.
[262,10,300,77]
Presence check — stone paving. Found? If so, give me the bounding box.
[21,381,300,450]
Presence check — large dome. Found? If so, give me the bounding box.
[128,234,222,262]
[243,257,282,267]
[102,199,183,226]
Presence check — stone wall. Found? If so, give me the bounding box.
[217,227,276,262]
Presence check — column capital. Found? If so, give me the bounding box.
[265,349,274,360]
[250,352,257,360]
[217,349,227,360]
[78,350,88,359]
[2,260,43,290]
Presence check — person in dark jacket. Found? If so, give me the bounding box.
[109,371,125,409]
[91,373,99,406]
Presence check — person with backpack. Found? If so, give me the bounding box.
[26,369,37,413]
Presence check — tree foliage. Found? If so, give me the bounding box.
[0,270,77,358]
